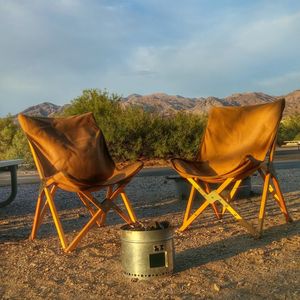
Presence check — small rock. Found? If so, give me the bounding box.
[213,283,220,292]
[257,249,264,255]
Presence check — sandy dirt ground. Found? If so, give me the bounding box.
[0,171,299,299]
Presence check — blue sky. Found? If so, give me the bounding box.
[1,0,300,116]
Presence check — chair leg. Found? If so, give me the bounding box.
[183,186,196,223]
[99,211,107,226]
[30,191,45,240]
[221,180,242,216]
[216,194,259,238]
[45,184,138,252]
[180,178,259,237]
[120,192,137,223]
[258,173,271,236]
[84,188,135,225]
[179,200,211,232]
[77,192,102,227]
[98,186,113,226]
[109,201,132,224]
[230,180,242,200]
[210,202,221,219]
[44,187,68,250]
[258,169,293,235]
[65,209,103,253]
[271,176,293,223]
[30,185,56,240]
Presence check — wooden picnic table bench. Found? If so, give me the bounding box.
[0,159,23,207]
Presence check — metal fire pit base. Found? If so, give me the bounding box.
[120,225,174,280]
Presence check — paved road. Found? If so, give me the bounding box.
[274,160,300,170]
[0,147,299,185]
[143,147,300,176]
[274,147,300,161]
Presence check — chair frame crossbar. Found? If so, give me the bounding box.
[28,141,138,252]
[178,140,293,237]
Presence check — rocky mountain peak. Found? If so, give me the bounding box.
[21,102,61,117]
[15,89,300,117]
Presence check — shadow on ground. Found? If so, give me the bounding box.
[175,219,299,273]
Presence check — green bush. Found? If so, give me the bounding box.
[0,115,33,166]
[4,89,299,167]
[0,115,18,159]
[278,113,300,144]
[294,132,300,140]
[62,89,207,161]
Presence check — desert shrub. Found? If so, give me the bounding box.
[278,113,300,144]
[294,132,300,140]
[0,115,18,159]
[62,89,207,161]
[0,115,33,166]
[5,89,300,166]
[6,130,33,166]
[0,89,207,165]
[5,89,300,167]
[164,112,207,159]
[62,89,151,159]
[62,89,121,141]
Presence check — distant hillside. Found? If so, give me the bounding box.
[224,92,275,106]
[17,102,69,118]
[20,102,61,117]
[16,89,300,117]
[121,90,300,116]
[282,90,300,116]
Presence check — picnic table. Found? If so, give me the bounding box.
[0,159,23,207]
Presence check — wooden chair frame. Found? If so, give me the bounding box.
[28,141,138,252]
[178,140,293,237]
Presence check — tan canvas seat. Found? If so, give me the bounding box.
[19,112,143,252]
[171,99,292,236]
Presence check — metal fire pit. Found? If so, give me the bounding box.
[120,222,174,279]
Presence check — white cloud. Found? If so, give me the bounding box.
[0,1,300,115]
[234,12,300,55]
[122,9,300,97]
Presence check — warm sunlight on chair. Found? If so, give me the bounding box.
[171,99,293,237]
[18,112,143,252]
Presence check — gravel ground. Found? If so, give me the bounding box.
[0,168,299,299]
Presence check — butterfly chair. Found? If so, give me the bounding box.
[18,112,143,252]
[171,99,292,237]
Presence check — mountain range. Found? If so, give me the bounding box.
[18,89,300,117]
